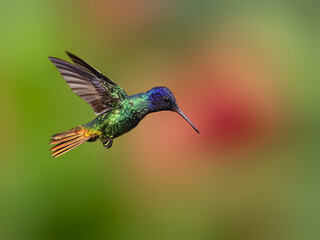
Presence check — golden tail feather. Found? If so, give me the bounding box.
[49,127,93,158]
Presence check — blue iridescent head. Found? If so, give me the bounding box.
[147,87,178,111]
[147,86,200,134]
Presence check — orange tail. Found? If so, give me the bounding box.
[49,127,94,158]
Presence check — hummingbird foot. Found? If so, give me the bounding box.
[103,138,113,149]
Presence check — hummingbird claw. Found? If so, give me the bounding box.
[103,139,113,149]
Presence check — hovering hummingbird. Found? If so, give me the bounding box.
[49,52,199,158]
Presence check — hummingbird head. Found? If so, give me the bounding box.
[147,87,200,134]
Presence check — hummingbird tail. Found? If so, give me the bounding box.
[49,126,97,158]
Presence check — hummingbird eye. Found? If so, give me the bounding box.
[164,97,170,103]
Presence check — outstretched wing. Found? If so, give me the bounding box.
[49,52,127,115]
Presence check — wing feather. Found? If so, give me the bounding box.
[49,53,127,115]
[66,51,118,86]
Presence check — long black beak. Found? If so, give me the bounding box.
[176,109,200,134]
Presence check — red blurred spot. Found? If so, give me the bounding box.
[200,86,266,150]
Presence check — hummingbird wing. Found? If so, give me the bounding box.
[49,52,127,115]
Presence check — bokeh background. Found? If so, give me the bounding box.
[1,0,320,239]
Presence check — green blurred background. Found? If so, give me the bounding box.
[1,0,320,239]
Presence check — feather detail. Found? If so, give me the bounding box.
[49,127,99,158]
[49,52,127,115]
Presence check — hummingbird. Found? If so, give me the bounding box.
[49,52,199,158]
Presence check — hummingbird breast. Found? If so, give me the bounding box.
[99,95,150,139]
